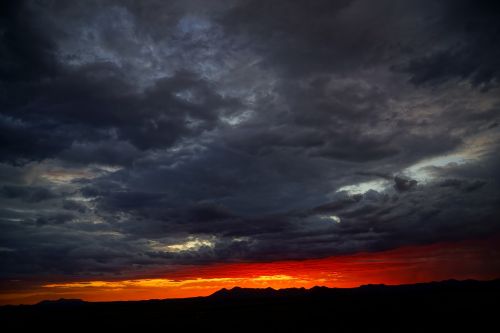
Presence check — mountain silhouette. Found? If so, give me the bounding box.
[36,298,87,306]
[1,279,499,332]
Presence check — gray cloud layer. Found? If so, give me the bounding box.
[1,0,499,279]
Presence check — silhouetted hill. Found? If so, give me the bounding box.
[1,279,499,332]
[36,298,86,306]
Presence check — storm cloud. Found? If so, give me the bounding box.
[1,0,499,280]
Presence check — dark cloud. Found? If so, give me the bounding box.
[438,178,487,192]
[59,140,141,167]
[62,200,89,213]
[188,203,234,222]
[0,115,75,164]
[398,0,500,89]
[0,0,58,81]
[0,1,239,165]
[0,185,58,203]
[394,176,418,192]
[312,195,364,214]
[36,213,76,226]
[356,171,392,180]
[1,0,499,281]
[1,64,238,164]
[219,0,355,75]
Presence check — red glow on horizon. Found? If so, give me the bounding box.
[1,237,499,305]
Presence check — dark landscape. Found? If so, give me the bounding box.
[1,279,499,331]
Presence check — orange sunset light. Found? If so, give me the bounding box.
[1,237,499,305]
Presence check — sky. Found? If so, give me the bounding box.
[1,0,500,305]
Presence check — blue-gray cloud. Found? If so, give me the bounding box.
[1,0,499,280]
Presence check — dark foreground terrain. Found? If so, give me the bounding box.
[1,279,499,332]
